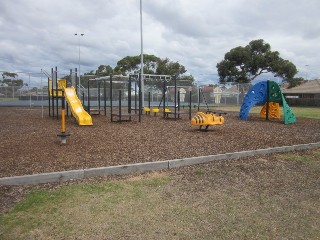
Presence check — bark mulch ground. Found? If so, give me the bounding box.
[1,106,319,178]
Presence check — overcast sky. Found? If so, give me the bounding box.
[1,0,319,87]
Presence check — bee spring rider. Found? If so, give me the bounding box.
[191,111,226,131]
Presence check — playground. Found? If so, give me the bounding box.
[1,106,320,178]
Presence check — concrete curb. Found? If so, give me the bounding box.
[0,142,319,186]
[84,161,169,178]
[0,170,84,186]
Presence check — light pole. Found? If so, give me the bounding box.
[75,33,84,93]
[140,0,144,107]
[305,64,309,80]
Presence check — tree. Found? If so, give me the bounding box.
[217,39,298,83]
[80,55,194,90]
[95,65,113,76]
[114,54,194,89]
[1,72,23,87]
[114,54,160,75]
[286,77,304,89]
[1,72,24,98]
[154,57,190,88]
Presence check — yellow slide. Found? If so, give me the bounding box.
[64,86,93,126]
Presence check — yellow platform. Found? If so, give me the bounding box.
[64,86,93,126]
[49,79,66,97]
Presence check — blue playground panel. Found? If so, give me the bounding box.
[239,81,268,121]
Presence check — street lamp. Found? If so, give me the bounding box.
[75,33,84,94]
[305,65,309,80]
[140,0,144,107]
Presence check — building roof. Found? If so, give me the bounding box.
[282,80,320,94]
[222,85,239,93]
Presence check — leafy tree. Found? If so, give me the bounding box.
[217,39,298,84]
[114,54,194,89]
[286,77,304,89]
[155,57,186,76]
[1,72,23,87]
[177,75,194,86]
[95,65,113,76]
[114,54,160,75]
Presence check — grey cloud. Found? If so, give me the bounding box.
[1,0,320,87]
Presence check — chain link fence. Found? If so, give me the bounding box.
[0,82,251,107]
[1,82,318,107]
[0,85,48,106]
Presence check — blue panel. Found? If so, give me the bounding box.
[239,81,268,120]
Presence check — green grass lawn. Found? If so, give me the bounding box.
[1,149,319,239]
[0,98,19,101]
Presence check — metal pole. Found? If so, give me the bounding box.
[75,68,78,95]
[51,68,54,118]
[29,74,31,107]
[198,88,200,111]
[110,74,113,122]
[87,80,90,114]
[104,78,106,116]
[119,90,122,121]
[189,91,192,120]
[48,77,51,117]
[140,0,144,107]
[134,81,137,112]
[98,81,101,115]
[41,69,43,118]
[138,74,142,122]
[174,75,177,120]
[55,67,59,119]
[266,80,269,120]
[75,33,84,95]
[128,75,132,114]
[163,80,166,118]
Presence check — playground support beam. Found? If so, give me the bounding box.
[110,74,113,122]
[189,91,192,120]
[48,77,51,117]
[51,68,55,118]
[57,93,70,144]
[266,80,269,120]
[174,75,177,120]
[104,78,107,116]
[138,73,142,122]
[198,88,201,111]
[128,75,132,115]
[87,80,90,114]
[55,67,58,119]
[162,78,166,118]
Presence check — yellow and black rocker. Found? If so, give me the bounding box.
[191,111,226,131]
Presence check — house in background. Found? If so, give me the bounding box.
[282,80,320,106]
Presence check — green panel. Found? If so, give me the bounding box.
[268,81,282,103]
[267,80,296,124]
[282,94,296,124]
